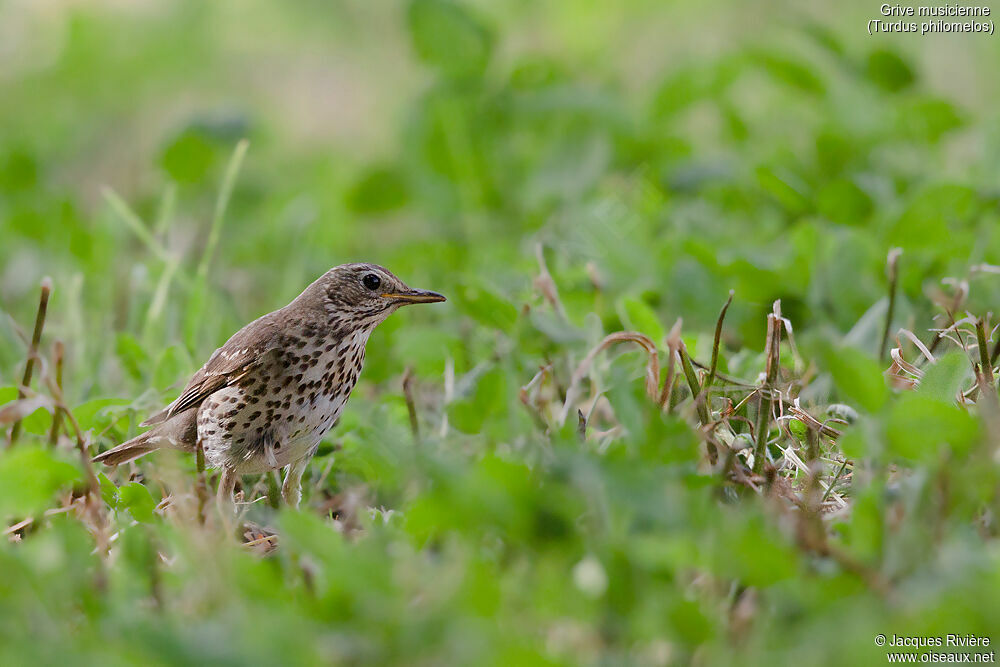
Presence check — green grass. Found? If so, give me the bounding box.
[2,1,1000,664]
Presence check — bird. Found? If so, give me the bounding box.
[93,263,445,508]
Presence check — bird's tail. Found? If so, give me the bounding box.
[92,409,198,466]
[92,431,161,466]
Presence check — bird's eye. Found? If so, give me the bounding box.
[362,273,381,291]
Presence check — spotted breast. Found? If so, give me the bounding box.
[198,325,371,474]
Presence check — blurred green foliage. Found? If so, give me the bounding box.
[2,0,1000,664]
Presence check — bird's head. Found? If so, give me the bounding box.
[302,263,445,331]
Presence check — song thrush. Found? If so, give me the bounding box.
[93,263,445,508]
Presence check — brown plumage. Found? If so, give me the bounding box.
[93,263,445,507]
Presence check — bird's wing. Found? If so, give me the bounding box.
[141,312,284,426]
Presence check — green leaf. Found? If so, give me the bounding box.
[756,166,810,215]
[118,482,157,523]
[815,130,857,176]
[841,484,884,561]
[891,184,978,250]
[454,284,518,331]
[787,418,807,441]
[345,165,410,215]
[667,597,715,644]
[651,61,740,118]
[821,345,889,413]
[865,49,915,92]
[896,97,964,142]
[116,333,149,382]
[816,179,873,226]
[11,400,53,436]
[447,367,507,434]
[392,324,458,377]
[617,296,665,345]
[722,513,800,586]
[917,351,970,403]
[153,344,190,392]
[407,0,493,79]
[98,472,120,508]
[0,446,80,518]
[886,394,981,461]
[753,51,825,95]
[838,425,867,459]
[72,398,132,432]
[159,129,218,183]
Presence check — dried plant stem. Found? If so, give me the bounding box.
[679,342,716,463]
[976,317,996,403]
[805,424,819,464]
[679,343,709,425]
[9,278,51,447]
[402,367,420,442]
[752,303,783,475]
[659,318,682,412]
[821,460,849,503]
[47,341,65,446]
[695,291,734,410]
[534,244,567,320]
[925,288,966,361]
[43,371,108,560]
[879,248,901,363]
[559,332,659,426]
[707,291,733,389]
[46,375,100,496]
[803,426,823,513]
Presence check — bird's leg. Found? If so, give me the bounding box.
[217,465,238,515]
[281,456,310,508]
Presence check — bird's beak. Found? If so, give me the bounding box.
[382,288,446,305]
